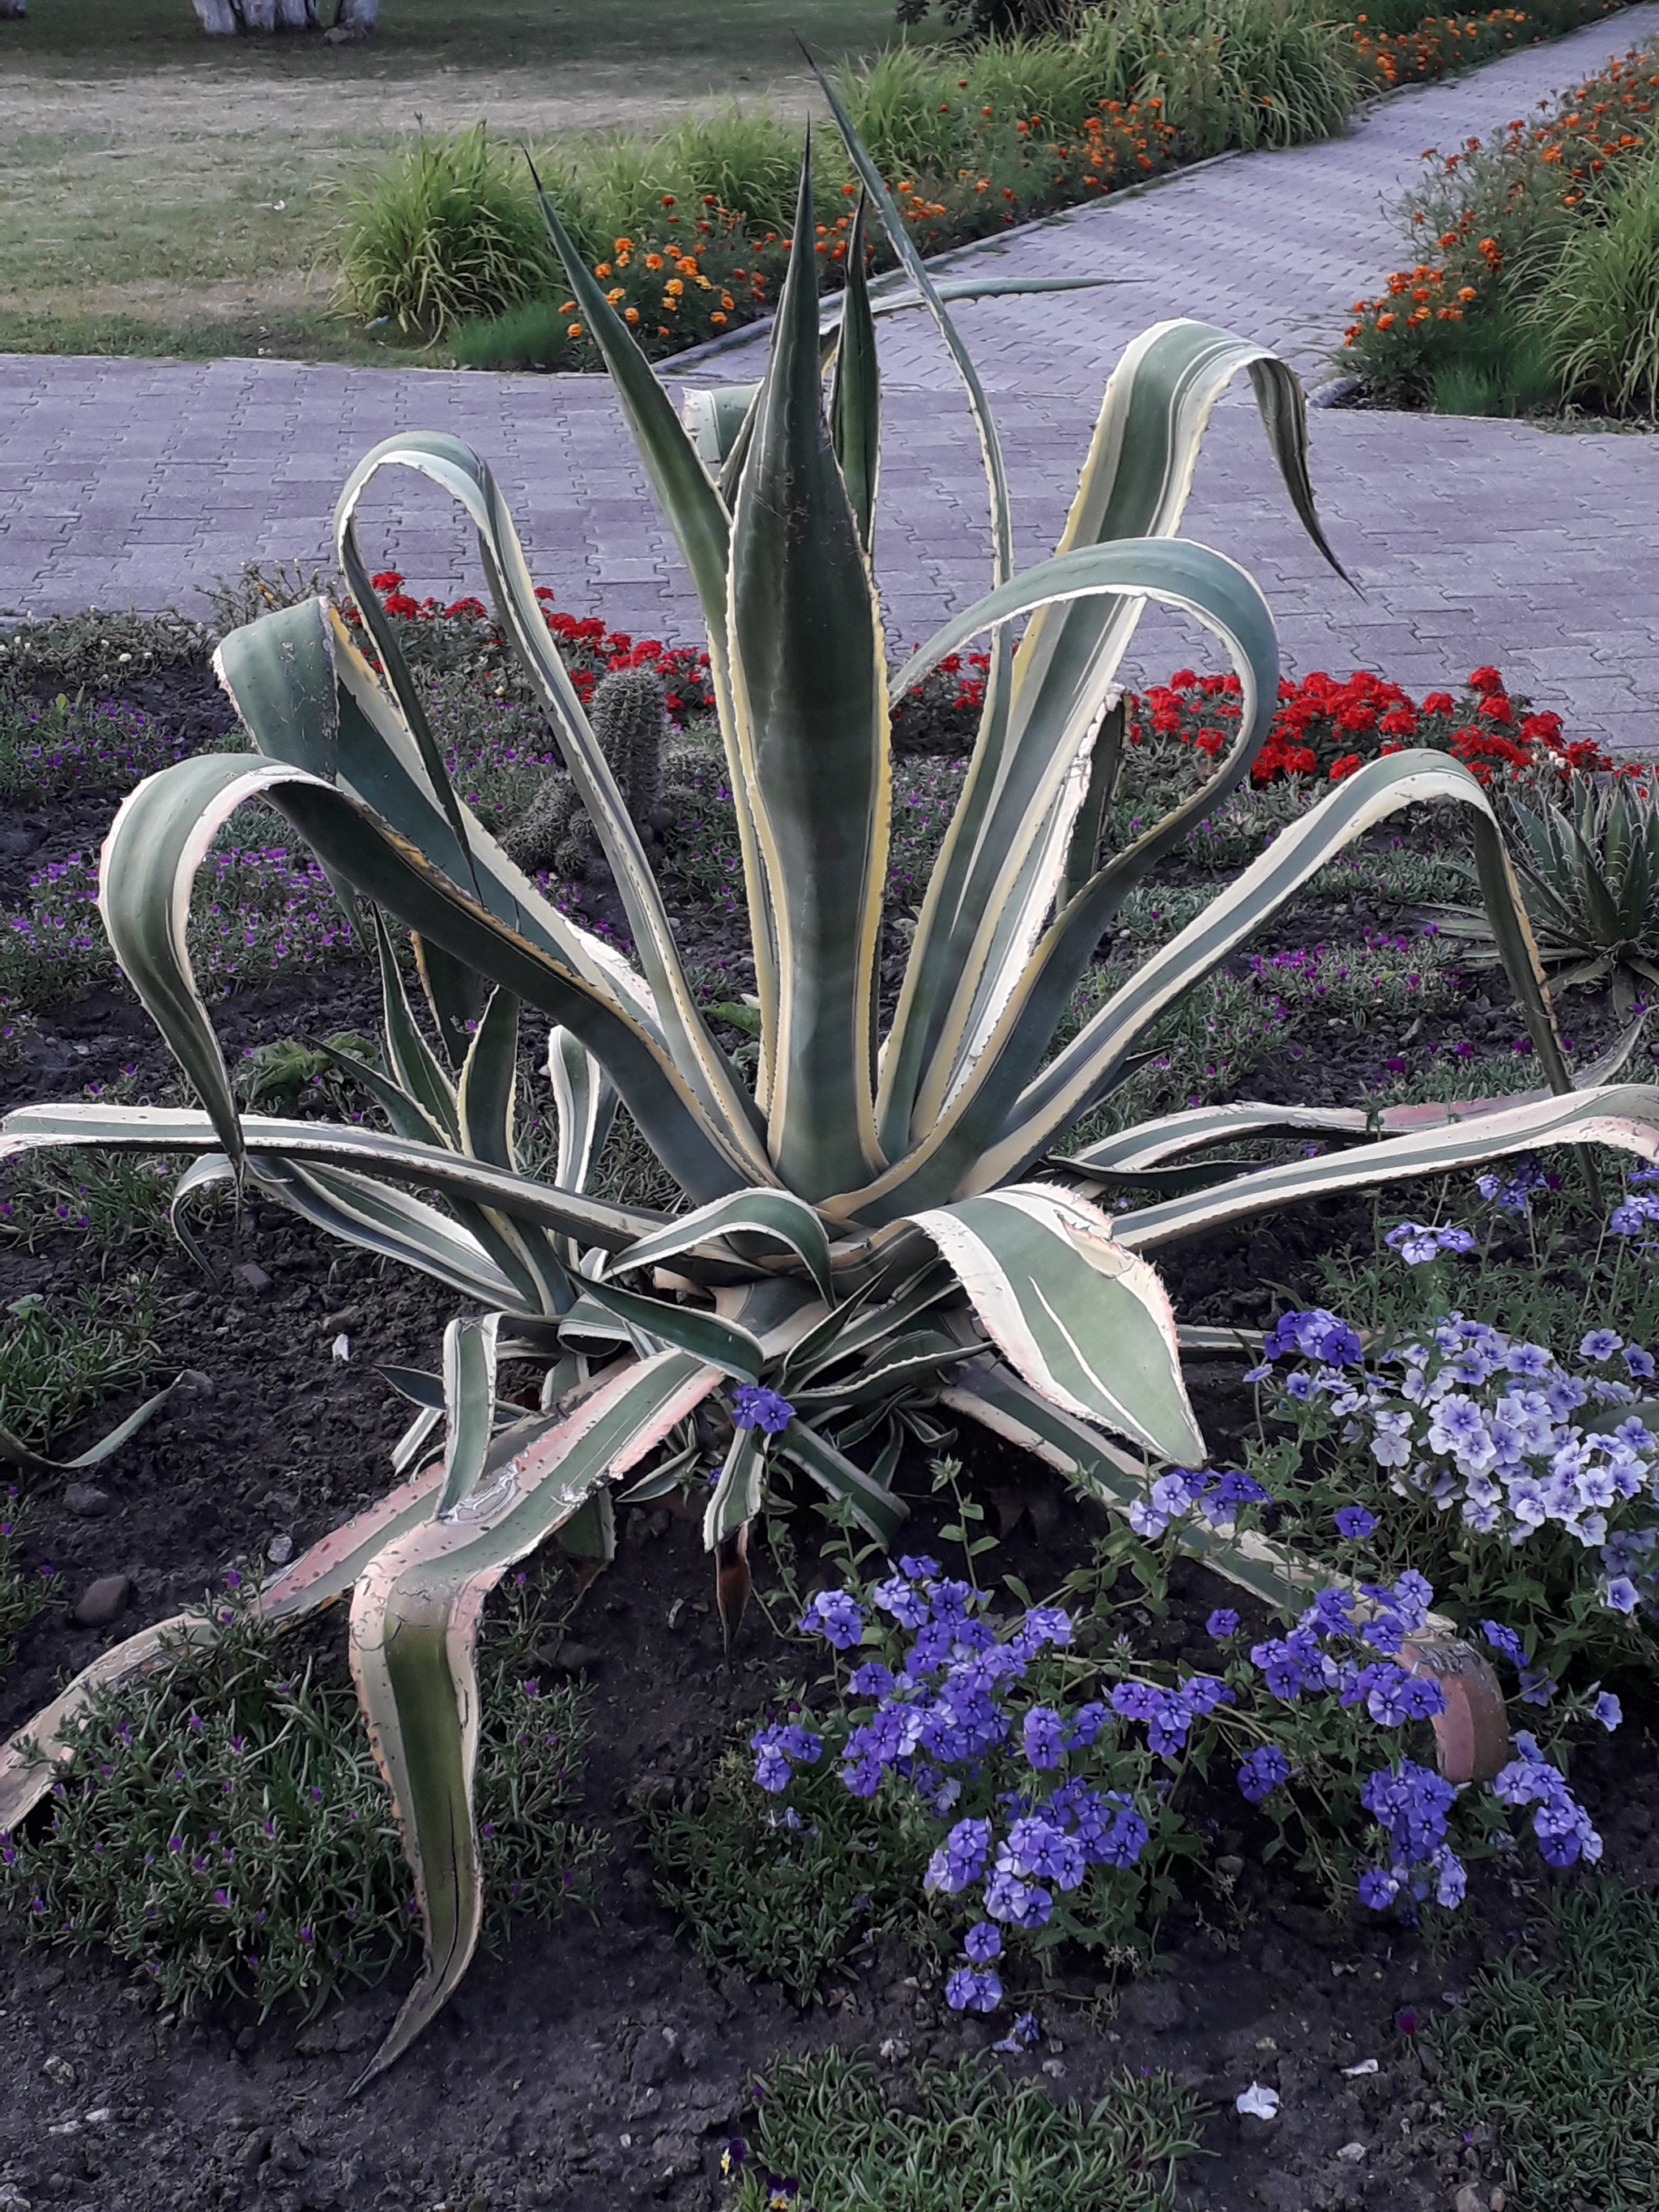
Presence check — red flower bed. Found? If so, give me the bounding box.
[345,571,718,724]
[1132,664,1613,785]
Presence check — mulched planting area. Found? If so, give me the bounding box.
[0,646,1653,2212]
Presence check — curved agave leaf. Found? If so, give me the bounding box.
[996,748,1572,1186]
[607,1187,835,1302]
[775,1417,909,1546]
[436,1317,500,1515]
[823,536,1279,1222]
[0,1374,194,1478]
[2,1102,667,1247]
[787,1328,978,1413]
[908,1183,1204,1464]
[349,1347,720,2086]
[877,318,1341,1157]
[1113,1082,1659,1251]
[1070,1102,1375,1174]
[727,147,889,1200]
[92,748,752,1201]
[232,1151,537,1311]
[703,1423,766,1547]
[332,437,770,1174]
[548,1025,618,1194]
[577,1279,766,1381]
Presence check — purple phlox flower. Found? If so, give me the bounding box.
[1357,1866,1401,1909]
[992,2010,1042,2054]
[1012,1605,1073,1656]
[983,1867,1052,1929]
[1021,1706,1066,1770]
[1387,1221,1472,1264]
[1001,1817,1086,1890]
[1063,1700,1108,1750]
[750,1720,821,1793]
[1334,1505,1378,1541]
[1263,1307,1363,1366]
[872,1573,932,1630]
[1250,1630,1324,1701]
[1236,1744,1291,1804]
[847,1661,895,1699]
[1593,1690,1623,1731]
[730,1383,793,1433]
[963,1920,1002,1963]
[1626,1345,1657,1380]
[1358,1664,1446,1727]
[1206,1608,1241,1639]
[1479,1619,1525,1665]
[1605,1575,1641,1615]
[899,1554,940,1579]
[924,1817,992,1896]
[1492,1754,1603,1868]
[1518,1665,1556,1707]
[1580,1329,1623,1362]
[945,1965,1003,2013]
[799,1590,864,1650]
[1362,1759,1456,1861]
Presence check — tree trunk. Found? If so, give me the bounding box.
[274,0,309,26]
[190,0,239,28]
[0,0,26,22]
[331,0,377,33]
[241,0,275,27]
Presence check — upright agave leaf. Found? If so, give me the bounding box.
[726,147,890,1199]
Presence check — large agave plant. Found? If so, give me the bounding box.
[6,96,1659,2079]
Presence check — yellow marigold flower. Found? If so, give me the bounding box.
[625,307,639,323]
[605,287,625,305]
[697,274,711,289]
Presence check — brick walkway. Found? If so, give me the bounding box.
[3,6,1658,747]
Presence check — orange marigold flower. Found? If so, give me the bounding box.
[594,261,612,279]
[666,278,684,296]
[1456,285,1477,300]
[566,323,582,338]
[660,194,675,207]
[1375,312,1396,329]
[624,307,639,323]
[645,254,663,271]
[710,311,727,326]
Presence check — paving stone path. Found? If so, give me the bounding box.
[4,6,1659,746]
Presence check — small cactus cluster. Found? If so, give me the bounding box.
[504,666,667,881]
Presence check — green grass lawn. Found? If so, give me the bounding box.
[0,0,934,360]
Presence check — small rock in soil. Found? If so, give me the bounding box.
[231,1263,273,1297]
[60,1483,110,1518]
[544,1639,603,1676]
[71,1574,132,1628]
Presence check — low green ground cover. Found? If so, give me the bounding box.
[0,1576,599,2015]
[727,2049,1207,2212]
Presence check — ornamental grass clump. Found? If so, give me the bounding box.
[6,88,1659,2082]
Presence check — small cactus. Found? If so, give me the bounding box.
[502,666,667,880]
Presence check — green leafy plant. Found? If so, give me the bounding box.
[1435,774,1659,1016]
[4,91,1655,2083]
[729,2048,1207,2212]
[0,1580,599,2018]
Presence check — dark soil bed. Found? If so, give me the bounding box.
[0,658,1648,2212]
